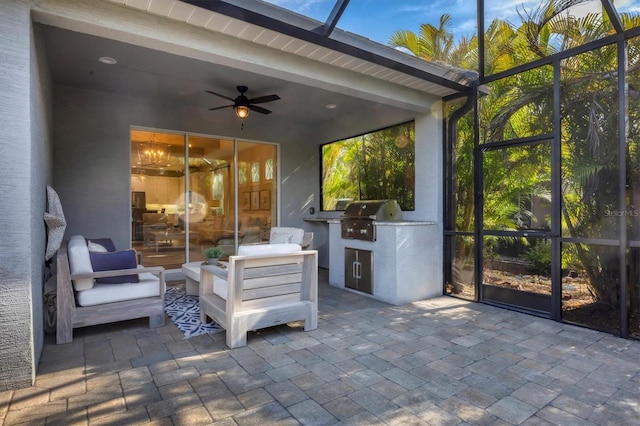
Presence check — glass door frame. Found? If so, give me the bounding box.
[184,134,280,263]
[476,135,558,317]
[131,127,280,269]
[474,62,563,320]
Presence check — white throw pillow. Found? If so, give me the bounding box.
[270,227,304,245]
[270,232,293,243]
[87,241,108,253]
[238,243,301,256]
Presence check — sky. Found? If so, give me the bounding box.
[264,0,640,46]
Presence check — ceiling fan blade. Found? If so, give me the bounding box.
[208,104,233,111]
[205,90,235,102]
[249,105,272,114]
[249,94,280,104]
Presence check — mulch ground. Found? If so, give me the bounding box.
[447,268,639,337]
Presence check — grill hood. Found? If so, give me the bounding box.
[342,200,402,221]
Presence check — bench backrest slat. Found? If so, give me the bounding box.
[227,251,317,311]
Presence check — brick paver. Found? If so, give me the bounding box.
[2,271,639,425]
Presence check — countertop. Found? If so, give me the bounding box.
[303,217,334,223]
[324,218,437,226]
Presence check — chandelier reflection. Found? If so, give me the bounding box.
[137,134,171,168]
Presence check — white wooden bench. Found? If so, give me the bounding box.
[56,239,165,344]
[199,248,318,348]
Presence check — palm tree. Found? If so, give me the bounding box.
[322,123,416,210]
[389,14,457,64]
[391,0,640,313]
[321,141,359,210]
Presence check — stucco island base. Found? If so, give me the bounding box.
[328,220,441,305]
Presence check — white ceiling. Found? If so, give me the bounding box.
[40,24,383,129]
[36,0,473,141]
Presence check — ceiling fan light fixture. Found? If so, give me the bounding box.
[98,56,117,65]
[207,86,279,120]
[234,105,250,119]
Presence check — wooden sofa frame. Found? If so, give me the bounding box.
[199,250,318,348]
[56,240,166,344]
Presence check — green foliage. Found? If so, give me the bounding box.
[322,122,415,210]
[523,242,551,275]
[391,0,640,306]
[203,246,224,259]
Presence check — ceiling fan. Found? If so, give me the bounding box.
[206,85,280,119]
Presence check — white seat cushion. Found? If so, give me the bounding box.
[75,271,160,307]
[213,278,228,300]
[181,261,202,281]
[238,243,301,256]
[68,235,94,291]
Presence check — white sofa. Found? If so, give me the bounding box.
[56,235,165,344]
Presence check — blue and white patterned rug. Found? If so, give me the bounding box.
[164,287,223,338]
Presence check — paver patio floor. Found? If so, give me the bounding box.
[2,269,639,425]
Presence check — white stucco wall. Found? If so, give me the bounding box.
[412,112,444,222]
[413,111,445,290]
[52,86,322,250]
[0,0,52,391]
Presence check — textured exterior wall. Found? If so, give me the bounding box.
[30,16,54,372]
[53,87,279,249]
[413,111,444,222]
[0,0,49,391]
[53,86,330,251]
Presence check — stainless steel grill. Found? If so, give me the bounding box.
[340,200,402,241]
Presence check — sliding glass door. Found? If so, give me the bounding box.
[131,129,277,269]
[232,140,277,255]
[131,130,187,269]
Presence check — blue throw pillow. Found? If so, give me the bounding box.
[89,249,139,284]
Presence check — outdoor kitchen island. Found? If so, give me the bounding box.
[328,219,441,305]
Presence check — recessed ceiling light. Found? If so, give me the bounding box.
[98,56,117,65]
[325,103,337,109]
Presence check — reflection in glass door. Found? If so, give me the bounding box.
[231,140,277,256]
[131,130,277,269]
[130,130,187,269]
[184,135,235,264]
